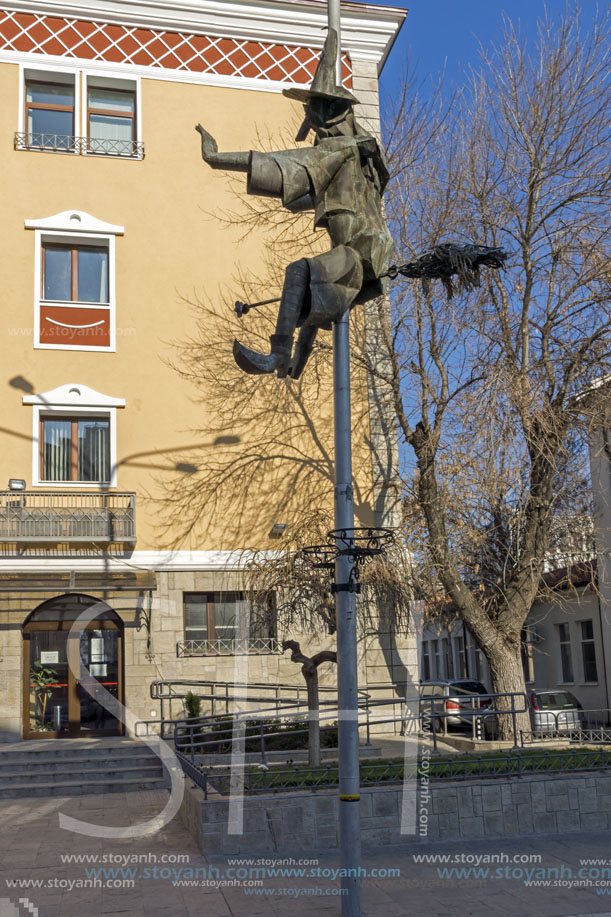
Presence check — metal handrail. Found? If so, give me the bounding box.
[420,691,529,751]
[172,691,530,763]
[149,677,362,724]
[150,678,341,700]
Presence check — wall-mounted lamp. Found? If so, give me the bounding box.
[8,479,26,491]
[268,523,287,539]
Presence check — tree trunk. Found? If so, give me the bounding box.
[305,668,320,766]
[484,640,531,742]
[282,641,336,767]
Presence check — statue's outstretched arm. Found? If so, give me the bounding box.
[195,124,249,173]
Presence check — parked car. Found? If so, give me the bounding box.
[529,689,585,735]
[419,680,493,735]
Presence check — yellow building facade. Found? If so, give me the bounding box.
[0,0,410,741]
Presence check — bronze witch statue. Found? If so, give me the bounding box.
[196,29,393,379]
[196,29,507,378]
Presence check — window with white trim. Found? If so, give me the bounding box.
[558,622,574,683]
[432,639,441,679]
[23,384,125,488]
[25,211,123,352]
[580,620,598,683]
[40,415,110,483]
[24,71,76,150]
[85,75,139,157]
[17,66,142,158]
[454,635,467,678]
[421,642,431,681]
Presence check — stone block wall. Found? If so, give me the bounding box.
[0,564,415,740]
[181,771,611,855]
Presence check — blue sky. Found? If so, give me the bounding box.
[371,0,601,98]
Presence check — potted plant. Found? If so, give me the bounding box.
[177,691,203,752]
[30,662,58,731]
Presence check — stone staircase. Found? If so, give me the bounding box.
[0,737,171,798]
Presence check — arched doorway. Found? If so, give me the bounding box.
[23,594,124,738]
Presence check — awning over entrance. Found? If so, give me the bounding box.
[0,570,156,593]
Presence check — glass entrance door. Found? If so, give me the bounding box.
[76,628,120,733]
[28,628,70,735]
[24,596,123,738]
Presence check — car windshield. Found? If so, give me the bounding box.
[534,691,579,709]
[450,681,487,695]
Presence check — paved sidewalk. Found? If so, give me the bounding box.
[1,789,611,916]
[370,733,460,759]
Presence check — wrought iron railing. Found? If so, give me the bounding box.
[0,491,136,543]
[176,744,611,799]
[14,132,145,157]
[176,638,279,657]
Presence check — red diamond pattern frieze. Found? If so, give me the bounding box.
[0,9,352,87]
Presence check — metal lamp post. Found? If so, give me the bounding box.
[328,3,363,914]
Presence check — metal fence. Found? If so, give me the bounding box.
[177,745,611,799]
[521,707,611,745]
[14,132,145,157]
[176,638,280,657]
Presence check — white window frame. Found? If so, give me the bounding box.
[25,210,123,352]
[18,64,142,159]
[579,619,599,684]
[23,384,125,488]
[432,639,441,680]
[454,635,466,679]
[421,641,431,681]
[18,63,80,154]
[557,622,575,684]
[82,70,142,158]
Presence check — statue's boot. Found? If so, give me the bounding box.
[233,259,309,377]
[233,337,290,375]
[289,326,318,379]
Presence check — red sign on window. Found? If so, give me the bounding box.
[40,305,110,347]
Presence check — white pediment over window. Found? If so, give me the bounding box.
[23,383,125,408]
[24,210,124,235]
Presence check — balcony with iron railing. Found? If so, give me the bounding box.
[0,492,136,543]
[14,132,145,158]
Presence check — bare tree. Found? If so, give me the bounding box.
[243,509,412,762]
[374,3,611,733]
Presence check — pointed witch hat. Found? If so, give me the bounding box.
[282,28,359,105]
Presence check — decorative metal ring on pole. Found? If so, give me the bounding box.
[300,544,337,571]
[327,526,395,564]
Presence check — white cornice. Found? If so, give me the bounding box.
[25,209,124,235]
[0,550,256,571]
[23,383,126,407]
[0,0,406,67]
